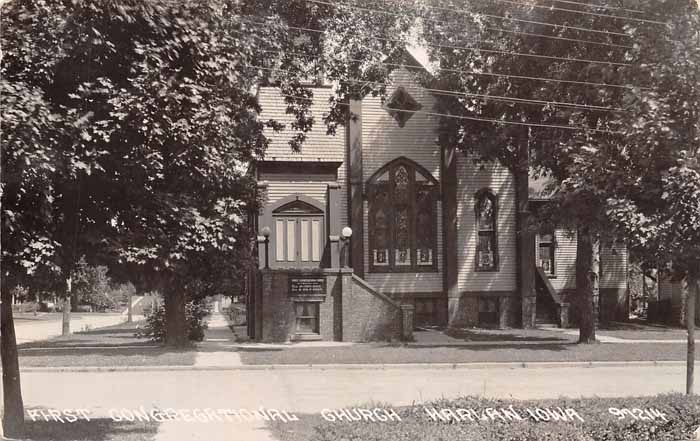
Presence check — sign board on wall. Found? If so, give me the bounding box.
[288,277,326,296]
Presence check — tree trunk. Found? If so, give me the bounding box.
[62,276,72,336]
[71,285,79,312]
[1,287,26,438]
[164,288,188,347]
[127,291,133,323]
[687,265,700,395]
[576,226,598,344]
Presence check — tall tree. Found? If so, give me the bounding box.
[1,0,72,433]
[1,0,416,433]
[418,0,647,341]
[565,0,700,391]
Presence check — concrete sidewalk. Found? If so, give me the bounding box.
[18,363,696,441]
[193,303,243,367]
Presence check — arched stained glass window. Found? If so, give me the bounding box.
[475,189,498,271]
[367,158,438,272]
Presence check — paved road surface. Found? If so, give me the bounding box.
[17,364,694,441]
[12,313,131,344]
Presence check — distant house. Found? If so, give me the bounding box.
[246,52,629,343]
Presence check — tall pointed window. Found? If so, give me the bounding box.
[368,158,438,272]
[475,189,498,271]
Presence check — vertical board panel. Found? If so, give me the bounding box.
[311,220,321,262]
[275,220,285,261]
[287,220,296,261]
[300,220,310,262]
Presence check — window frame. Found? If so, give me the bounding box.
[294,301,320,335]
[271,199,325,269]
[474,188,499,272]
[537,230,557,278]
[367,158,439,274]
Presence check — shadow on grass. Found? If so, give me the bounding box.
[19,346,194,357]
[228,346,284,353]
[75,327,144,336]
[18,321,153,350]
[18,345,198,367]
[25,418,158,441]
[391,342,574,351]
[599,320,684,331]
[443,328,571,343]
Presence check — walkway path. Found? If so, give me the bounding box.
[193,303,242,367]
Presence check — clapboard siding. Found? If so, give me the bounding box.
[659,278,673,300]
[456,155,517,292]
[601,244,628,289]
[257,86,348,228]
[362,68,442,180]
[262,181,327,208]
[549,230,577,291]
[540,233,627,291]
[361,67,443,293]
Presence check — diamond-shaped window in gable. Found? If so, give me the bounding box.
[385,86,422,128]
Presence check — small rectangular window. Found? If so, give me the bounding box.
[295,302,319,334]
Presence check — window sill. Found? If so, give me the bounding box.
[369,266,439,274]
[291,334,322,342]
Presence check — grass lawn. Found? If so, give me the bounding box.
[598,330,689,340]
[19,320,154,349]
[441,327,577,343]
[595,322,689,340]
[19,347,197,367]
[238,342,700,365]
[268,394,700,441]
[18,320,197,367]
[23,418,158,441]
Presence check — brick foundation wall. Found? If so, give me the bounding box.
[260,269,339,343]
[344,275,403,342]
[256,269,409,342]
[448,293,519,328]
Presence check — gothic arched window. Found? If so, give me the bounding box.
[368,158,438,272]
[475,189,498,271]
